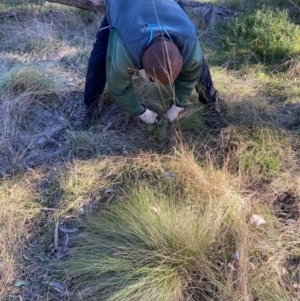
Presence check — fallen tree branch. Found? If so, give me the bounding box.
[46,0,237,30]
[47,0,105,13]
[54,220,59,251]
[0,13,15,20]
[46,0,237,19]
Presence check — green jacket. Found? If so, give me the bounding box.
[106,29,202,116]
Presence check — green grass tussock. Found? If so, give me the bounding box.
[62,180,243,301]
[178,104,207,132]
[60,151,298,301]
[0,64,67,98]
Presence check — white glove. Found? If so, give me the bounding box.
[163,104,184,122]
[139,108,158,124]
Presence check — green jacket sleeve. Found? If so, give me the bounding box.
[106,29,145,116]
[174,39,202,107]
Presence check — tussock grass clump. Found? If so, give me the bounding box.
[178,104,207,131]
[0,64,67,98]
[63,183,243,301]
[59,152,241,300]
[60,151,298,301]
[219,6,300,64]
[148,104,208,142]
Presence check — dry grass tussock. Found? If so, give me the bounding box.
[0,64,68,97]
[59,151,299,301]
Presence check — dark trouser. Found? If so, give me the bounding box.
[84,16,217,108]
[196,58,218,105]
[84,16,110,108]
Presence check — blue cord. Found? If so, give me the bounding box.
[145,23,173,45]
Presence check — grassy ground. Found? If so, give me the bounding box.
[0,0,299,300]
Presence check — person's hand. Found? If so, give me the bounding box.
[139,108,158,124]
[163,104,184,122]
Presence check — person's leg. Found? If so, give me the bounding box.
[195,56,217,105]
[84,16,110,109]
[195,57,228,129]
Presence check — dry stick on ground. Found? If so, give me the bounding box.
[54,220,59,251]
[0,13,15,20]
[45,0,237,40]
[47,0,105,13]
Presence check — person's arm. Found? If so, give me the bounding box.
[174,39,202,107]
[106,29,145,116]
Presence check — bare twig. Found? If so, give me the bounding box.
[54,221,59,251]
[41,207,58,212]
[0,14,15,20]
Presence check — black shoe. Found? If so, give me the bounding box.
[71,105,103,130]
[203,102,228,130]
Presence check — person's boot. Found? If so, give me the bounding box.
[195,57,228,129]
[75,97,104,129]
[203,103,228,130]
[201,93,228,130]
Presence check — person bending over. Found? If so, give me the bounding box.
[84,0,225,127]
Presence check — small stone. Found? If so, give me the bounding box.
[250,214,266,226]
[227,263,236,270]
[232,251,239,260]
[78,206,85,215]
